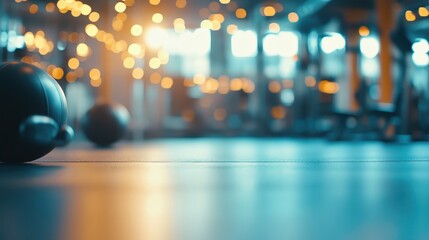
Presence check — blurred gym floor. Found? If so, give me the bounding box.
[1,138,429,240]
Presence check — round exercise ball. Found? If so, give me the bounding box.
[81,103,130,146]
[0,62,70,163]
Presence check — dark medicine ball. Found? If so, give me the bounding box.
[81,103,130,146]
[0,62,73,163]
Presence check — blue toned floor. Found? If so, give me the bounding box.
[1,138,429,240]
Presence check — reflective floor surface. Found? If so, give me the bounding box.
[1,138,429,240]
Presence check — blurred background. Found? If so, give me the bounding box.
[0,0,428,141]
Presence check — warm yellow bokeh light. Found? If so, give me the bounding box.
[219,0,230,4]
[158,49,169,64]
[174,18,186,32]
[24,32,35,46]
[243,80,255,93]
[269,23,280,33]
[89,12,100,22]
[71,8,81,17]
[29,4,38,14]
[235,8,247,19]
[288,12,299,23]
[131,24,143,36]
[128,43,142,56]
[318,80,339,94]
[116,40,128,52]
[175,24,186,33]
[68,58,80,69]
[103,33,115,44]
[149,58,162,69]
[152,13,164,23]
[200,20,213,29]
[117,12,128,21]
[74,1,84,9]
[85,24,98,37]
[34,35,46,48]
[123,57,135,69]
[80,4,91,16]
[36,30,44,37]
[211,20,221,31]
[176,0,187,8]
[52,67,64,80]
[132,68,144,79]
[39,47,50,55]
[205,78,219,93]
[210,13,225,23]
[90,78,102,87]
[193,74,206,85]
[150,0,161,5]
[358,26,370,37]
[76,43,89,57]
[58,7,68,14]
[183,78,194,87]
[161,77,174,89]
[150,72,162,84]
[89,68,101,80]
[56,1,66,10]
[95,33,105,43]
[115,2,126,13]
[418,7,428,17]
[227,24,238,34]
[269,81,281,93]
[45,2,55,12]
[405,10,416,22]
[174,18,185,26]
[66,72,77,83]
[262,6,276,17]
[112,19,124,31]
[230,78,242,91]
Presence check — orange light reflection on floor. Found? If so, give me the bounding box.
[58,164,173,240]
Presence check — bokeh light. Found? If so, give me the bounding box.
[115,2,127,13]
[131,24,143,36]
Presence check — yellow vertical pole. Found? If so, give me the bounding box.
[100,53,111,102]
[376,0,395,104]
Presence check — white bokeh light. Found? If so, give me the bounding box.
[320,33,345,54]
[412,39,429,53]
[412,52,429,66]
[231,30,257,57]
[145,27,168,49]
[412,39,429,66]
[179,28,211,56]
[360,36,380,58]
[263,34,278,56]
[263,31,299,57]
